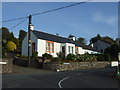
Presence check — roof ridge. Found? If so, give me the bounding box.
[98,38,112,44]
[33,30,71,40]
[32,30,97,51]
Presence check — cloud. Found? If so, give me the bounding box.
[93,12,118,26]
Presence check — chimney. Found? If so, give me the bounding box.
[30,24,34,31]
[90,43,94,47]
[68,34,76,41]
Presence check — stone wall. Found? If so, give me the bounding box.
[13,57,43,68]
[1,58,13,73]
[43,62,110,71]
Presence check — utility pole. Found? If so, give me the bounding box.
[28,15,32,67]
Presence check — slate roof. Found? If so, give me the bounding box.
[32,30,97,51]
[97,39,113,44]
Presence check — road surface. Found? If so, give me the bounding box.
[2,65,119,88]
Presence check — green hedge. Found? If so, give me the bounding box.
[66,53,97,62]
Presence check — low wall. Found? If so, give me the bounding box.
[1,58,13,73]
[13,57,43,68]
[43,62,111,71]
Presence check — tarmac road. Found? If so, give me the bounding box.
[2,65,119,88]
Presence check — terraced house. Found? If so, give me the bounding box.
[22,26,98,57]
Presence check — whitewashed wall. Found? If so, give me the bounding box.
[22,31,98,57]
[37,39,46,57]
[37,40,61,57]
[78,47,84,54]
[22,31,38,56]
[22,33,28,56]
[65,43,75,56]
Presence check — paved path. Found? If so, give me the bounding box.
[2,65,120,88]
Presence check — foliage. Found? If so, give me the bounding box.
[18,55,28,59]
[42,53,52,59]
[2,47,6,57]
[90,34,101,43]
[16,54,21,57]
[90,34,115,44]
[19,30,27,41]
[76,37,86,44]
[6,41,17,51]
[11,37,20,47]
[94,53,111,61]
[18,30,27,47]
[97,55,105,61]
[76,54,97,62]
[2,27,11,40]
[57,52,65,60]
[67,54,77,60]
[2,27,20,49]
[32,51,38,58]
[104,43,120,61]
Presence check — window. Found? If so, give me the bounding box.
[68,46,70,53]
[62,46,65,53]
[68,46,74,54]
[72,47,74,54]
[46,41,54,53]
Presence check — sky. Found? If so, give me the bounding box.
[2,2,118,44]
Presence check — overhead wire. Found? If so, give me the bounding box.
[1,16,28,23]
[1,0,90,23]
[9,17,28,30]
[31,1,87,16]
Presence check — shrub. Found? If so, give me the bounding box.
[42,53,52,59]
[32,51,38,58]
[6,41,16,51]
[103,53,110,61]
[97,55,104,61]
[67,54,76,60]
[57,52,65,60]
[16,54,21,57]
[76,54,97,62]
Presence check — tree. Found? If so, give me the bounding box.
[11,38,20,47]
[90,34,115,44]
[18,30,27,47]
[19,30,27,42]
[6,41,17,51]
[9,32,14,40]
[104,43,120,60]
[90,34,101,43]
[2,27,11,40]
[76,37,86,44]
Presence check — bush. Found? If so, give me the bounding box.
[32,51,38,58]
[6,41,16,51]
[67,54,76,60]
[103,53,110,61]
[57,52,65,60]
[42,53,52,59]
[16,54,21,57]
[76,54,97,62]
[96,54,111,61]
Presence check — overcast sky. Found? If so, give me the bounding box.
[2,2,118,44]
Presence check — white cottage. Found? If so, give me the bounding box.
[22,30,98,57]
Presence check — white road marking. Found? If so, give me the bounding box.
[58,73,82,88]
[58,77,69,88]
